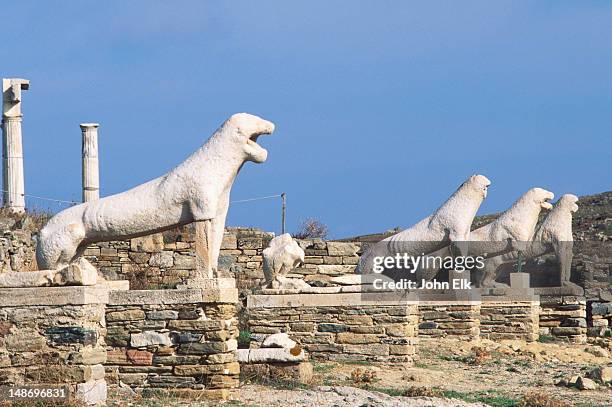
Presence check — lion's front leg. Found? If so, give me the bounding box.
[209,193,230,277]
[555,240,574,286]
[192,192,230,279]
[194,220,214,278]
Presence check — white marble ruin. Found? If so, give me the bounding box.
[236,332,305,364]
[262,233,306,289]
[0,258,98,288]
[37,113,275,274]
[487,194,579,287]
[1,78,29,213]
[80,123,100,202]
[357,174,491,273]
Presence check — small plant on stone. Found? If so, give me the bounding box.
[238,329,251,349]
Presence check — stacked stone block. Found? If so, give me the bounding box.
[0,286,109,405]
[296,240,361,277]
[105,288,238,399]
[418,303,481,340]
[247,294,417,363]
[480,302,540,342]
[539,296,587,343]
[84,233,196,289]
[588,301,612,337]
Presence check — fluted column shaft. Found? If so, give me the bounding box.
[2,78,29,213]
[2,116,25,212]
[80,123,100,202]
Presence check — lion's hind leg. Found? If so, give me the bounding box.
[36,222,86,270]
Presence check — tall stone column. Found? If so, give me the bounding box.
[80,123,100,202]
[1,78,29,213]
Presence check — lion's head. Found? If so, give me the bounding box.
[526,187,555,210]
[557,194,579,213]
[224,112,275,163]
[465,174,491,199]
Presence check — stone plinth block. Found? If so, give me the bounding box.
[0,285,109,405]
[105,287,239,393]
[480,301,540,342]
[418,302,482,340]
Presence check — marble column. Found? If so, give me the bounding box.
[80,123,100,202]
[2,78,29,213]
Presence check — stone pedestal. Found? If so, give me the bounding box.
[538,288,587,343]
[479,300,540,342]
[478,272,540,342]
[418,301,481,340]
[0,286,110,405]
[105,284,239,400]
[247,292,418,363]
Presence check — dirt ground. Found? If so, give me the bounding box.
[297,338,612,407]
[108,337,612,407]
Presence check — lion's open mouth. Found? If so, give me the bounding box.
[246,129,273,149]
[244,128,273,163]
[247,133,261,146]
[542,197,553,209]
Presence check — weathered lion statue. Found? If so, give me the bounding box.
[357,174,491,273]
[452,187,554,287]
[262,233,306,289]
[484,194,579,287]
[37,113,275,271]
[418,187,554,286]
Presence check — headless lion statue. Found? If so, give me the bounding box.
[36,113,275,274]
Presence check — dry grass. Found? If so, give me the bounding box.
[519,390,575,407]
[294,218,329,239]
[0,399,85,407]
[470,346,492,365]
[126,264,152,290]
[402,386,443,398]
[0,207,52,233]
[350,368,377,384]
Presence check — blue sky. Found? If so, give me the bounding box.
[2,1,610,238]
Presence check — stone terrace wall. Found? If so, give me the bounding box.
[83,227,361,291]
[247,293,417,363]
[105,287,239,400]
[82,227,274,289]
